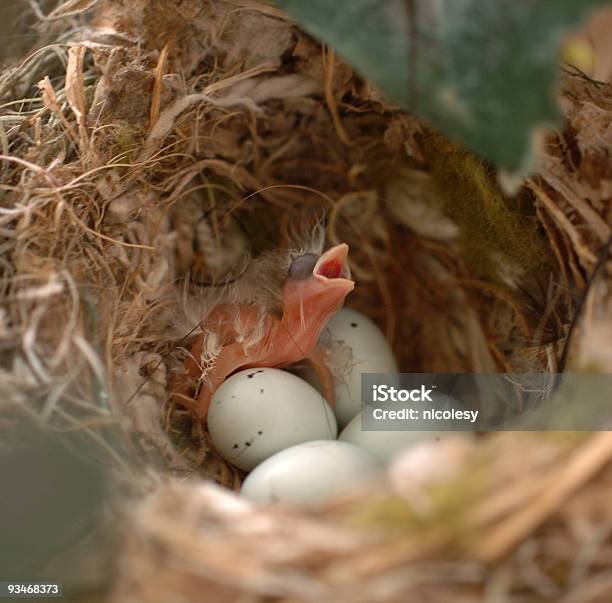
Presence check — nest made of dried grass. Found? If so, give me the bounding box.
[3,1,612,602]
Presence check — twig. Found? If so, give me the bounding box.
[473,432,612,562]
[150,43,170,131]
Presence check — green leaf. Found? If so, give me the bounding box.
[276,0,605,171]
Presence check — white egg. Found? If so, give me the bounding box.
[208,368,337,471]
[339,411,444,464]
[241,440,380,506]
[323,308,398,427]
[341,396,475,464]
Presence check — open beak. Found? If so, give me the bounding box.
[313,243,354,289]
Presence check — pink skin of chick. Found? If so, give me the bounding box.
[172,243,354,423]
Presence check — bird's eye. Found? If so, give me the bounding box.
[288,253,318,280]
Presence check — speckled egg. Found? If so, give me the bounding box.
[241,440,380,506]
[322,308,398,427]
[207,368,337,471]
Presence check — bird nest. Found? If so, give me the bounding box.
[3,1,612,601]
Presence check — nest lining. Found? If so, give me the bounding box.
[2,1,612,601]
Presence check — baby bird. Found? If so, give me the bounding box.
[171,243,355,423]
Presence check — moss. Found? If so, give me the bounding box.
[113,123,141,162]
[422,133,549,283]
[349,461,487,549]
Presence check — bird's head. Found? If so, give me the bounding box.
[281,243,354,340]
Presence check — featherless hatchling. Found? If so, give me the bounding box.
[170,227,355,424]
